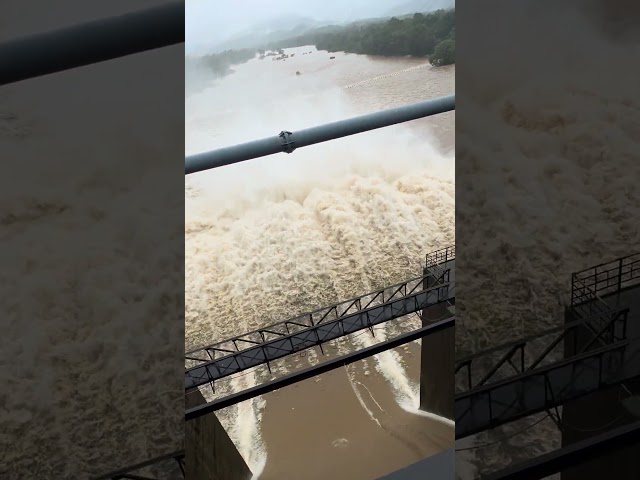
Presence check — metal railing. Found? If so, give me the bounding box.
[572,252,640,304]
[186,264,449,365]
[185,95,455,174]
[0,2,184,86]
[455,252,639,439]
[456,339,629,438]
[185,275,453,390]
[425,245,455,268]
[455,308,629,395]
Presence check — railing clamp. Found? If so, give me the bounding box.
[278,130,296,153]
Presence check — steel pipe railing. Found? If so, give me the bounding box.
[185,94,455,174]
[481,419,640,480]
[0,1,184,86]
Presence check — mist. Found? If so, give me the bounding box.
[186,0,454,54]
[185,33,455,474]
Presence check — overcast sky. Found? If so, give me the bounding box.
[186,0,412,53]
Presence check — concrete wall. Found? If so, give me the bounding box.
[185,389,252,480]
[419,266,455,419]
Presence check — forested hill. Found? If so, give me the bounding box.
[186,9,455,86]
[271,10,455,65]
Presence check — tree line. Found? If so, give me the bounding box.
[191,9,455,79]
[194,48,257,77]
[273,10,455,65]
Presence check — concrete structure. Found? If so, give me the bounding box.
[185,389,252,480]
[561,284,640,479]
[419,259,455,419]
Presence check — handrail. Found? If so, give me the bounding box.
[185,95,455,174]
[455,308,629,394]
[185,280,453,389]
[0,2,184,86]
[186,248,453,361]
[425,245,455,268]
[571,252,640,303]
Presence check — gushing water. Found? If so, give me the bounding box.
[186,46,455,473]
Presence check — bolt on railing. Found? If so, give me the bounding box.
[185,95,455,174]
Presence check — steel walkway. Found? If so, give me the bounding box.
[185,252,455,391]
[455,252,640,439]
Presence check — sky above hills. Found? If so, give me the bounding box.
[186,0,454,54]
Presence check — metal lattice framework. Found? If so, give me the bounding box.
[455,251,640,440]
[455,308,629,396]
[184,247,456,421]
[455,314,630,438]
[185,272,453,390]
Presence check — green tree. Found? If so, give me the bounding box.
[431,39,455,66]
[267,9,454,65]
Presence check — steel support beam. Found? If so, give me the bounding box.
[186,318,455,421]
[455,309,629,395]
[185,281,453,390]
[481,419,640,480]
[94,450,185,480]
[186,269,451,365]
[185,94,455,174]
[455,340,629,438]
[0,1,184,86]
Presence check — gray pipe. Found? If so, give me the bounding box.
[0,1,184,86]
[185,94,455,175]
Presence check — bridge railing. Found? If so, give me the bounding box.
[455,308,629,396]
[571,252,640,305]
[456,339,629,439]
[185,276,453,390]
[425,245,455,268]
[185,260,451,367]
[185,95,455,174]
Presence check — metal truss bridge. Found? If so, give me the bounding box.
[185,257,454,392]
[456,251,640,479]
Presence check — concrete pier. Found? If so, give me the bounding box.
[419,260,455,419]
[185,389,252,480]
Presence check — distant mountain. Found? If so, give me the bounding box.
[386,0,454,17]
